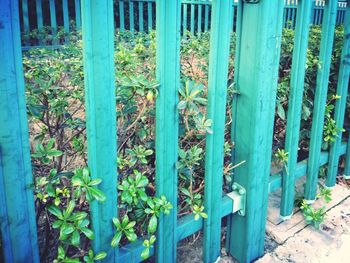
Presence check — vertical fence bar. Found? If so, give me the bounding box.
[287,7,291,28]
[155,1,181,262]
[311,1,316,24]
[119,0,125,32]
[0,0,40,262]
[202,1,233,262]
[22,0,30,39]
[291,7,296,28]
[36,0,43,30]
[326,6,350,187]
[81,0,118,261]
[36,0,43,44]
[183,4,188,34]
[197,4,202,35]
[280,0,313,218]
[129,1,135,32]
[319,7,324,25]
[316,6,320,25]
[50,0,58,45]
[75,0,81,29]
[147,2,153,31]
[62,0,70,43]
[204,4,209,31]
[190,4,195,34]
[344,135,350,178]
[138,1,144,32]
[226,1,284,262]
[283,7,287,28]
[305,0,338,202]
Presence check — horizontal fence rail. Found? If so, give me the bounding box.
[19,0,348,49]
[1,0,350,263]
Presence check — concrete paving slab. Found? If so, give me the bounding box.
[266,178,350,244]
[258,195,350,263]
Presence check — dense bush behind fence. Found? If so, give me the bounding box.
[1,0,350,263]
[19,0,348,48]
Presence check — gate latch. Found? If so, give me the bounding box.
[227,182,246,216]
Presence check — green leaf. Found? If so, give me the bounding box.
[47,139,55,149]
[111,231,122,247]
[47,149,63,157]
[69,211,87,222]
[125,231,137,242]
[89,178,102,186]
[89,187,106,202]
[60,223,75,236]
[48,205,63,220]
[112,217,121,229]
[141,247,150,260]
[81,227,94,240]
[65,200,75,217]
[138,190,148,201]
[94,252,107,261]
[277,101,285,120]
[83,167,90,183]
[57,246,65,259]
[136,177,148,188]
[52,220,63,229]
[71,230,80,247]
[180,188,191,197]
[148,215,157,234]
[149,235,156,244]
[177,100,187,110]
[72,175,85,186]
[125,221,136,230]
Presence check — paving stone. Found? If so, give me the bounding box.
[258,195,350,263]
[266,178,350,244]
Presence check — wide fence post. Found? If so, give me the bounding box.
[202,1,233,262]
[305,0,338,201]
[81,0,118,261]
[226,0,284,262]
[0,0,40,262]
[280,0,313,218]
[155,1,181,262]
[326,5,350,187]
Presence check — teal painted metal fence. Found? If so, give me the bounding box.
[19,0,348,49]
[1,0,350,262]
